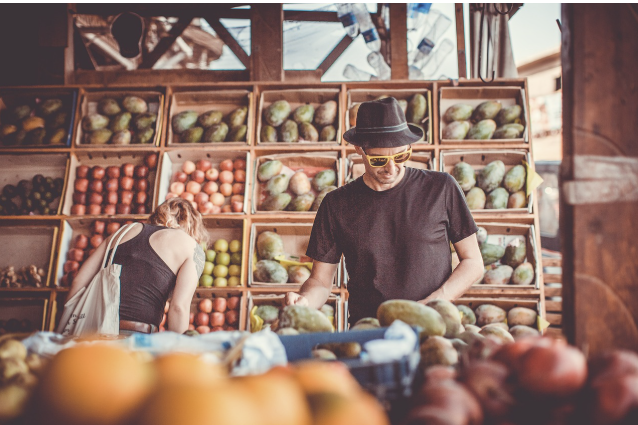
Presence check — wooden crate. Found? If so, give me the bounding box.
[200,218,247,288]
[0,224,58,288]
[345,151,433,182]
[190,289,246,331]
[0,297,48,332]
[455,296,545,332]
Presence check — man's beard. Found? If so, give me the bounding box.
[372,165,401,184]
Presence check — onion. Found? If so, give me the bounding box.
[415,381,483,425]
[461,360,515,420]
[589,350,638,386]
[589,374,638,425]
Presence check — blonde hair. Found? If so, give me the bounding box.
[148,198,209,246]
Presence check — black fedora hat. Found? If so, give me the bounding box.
[343,97,424,148]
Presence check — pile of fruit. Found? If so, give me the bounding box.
[251,302,335,333]
[349,93,428,129]
[0,97,71,146]
[165,158,245,214]
[442,101,525,140]
[199,238,242,288]
[0,175,64,216]
[0,265,47,288]
[451,159,528,210]
[0,319,37,334]
[70,153,157,215]
[256,159,336,212]
[261,100,338,143]
[171,107,248,143]
[179,296,241,334]
[80,96,158,145]
[60,220,135,286]
[253,231,312,284]
[474,226,535,286]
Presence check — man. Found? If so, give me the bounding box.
[285,97,484,326]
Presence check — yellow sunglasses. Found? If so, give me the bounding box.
[362,146,412,167]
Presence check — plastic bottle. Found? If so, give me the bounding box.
[407,3,432,32]
[419,38,454,78]
[367,52,391,80]
[343,64,378,81]
[412,11,452,66]
[352,3,381,52]
[336,3,359,38]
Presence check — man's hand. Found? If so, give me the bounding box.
[284,292,309,306]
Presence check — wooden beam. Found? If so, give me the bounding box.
[138,16,193,69]
[206,17,249,68]
[65,4,76,84]
[284,10,339,22]
[389,3,408,80]
[317,35,353,73]
[73,69,248,85]
[455,3,467,79]
[250,4,283,82]
[74,4,246,18]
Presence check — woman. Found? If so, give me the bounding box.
[65,198,208,334]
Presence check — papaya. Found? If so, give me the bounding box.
[197,110,223,128]
[427,300,462,338]
[443,103,473,123]
[493,123,524,139]
[24,128,46,145]
[133,127,154,144]
[227,107,247,129]
[111,130,132,145]
[317,343,361,359]
[466,187,486,210]
[457,305,476,326]
[482,265,514,285]
[277,327,300,336]
[289,172,311,195]
[480,325,514,344]
[458,330,485,345]
[172,110,199,134]
[452,161,476,191]
[257,160,283,182]
[253,260,288,284]
[288,265,311,284]
[279,305,334,333]
[486,188,509,209]
[87,128,112,145]
[475,304,507,327]
[484,322,509,332]
[353,318,380,328]
[109,112,132,132]
[503,165,526,193]
[466,119,497,140]
[320,125,336,142]
[478,160,505,192]
[443,121,471,140]
[509,325,540,340]
[406,93,427,124]
[377,299,446,338]
[122,96,148,114]
[398,99,408,115]
[97,98,121,116]
[82,114,109,132]
[227,125,247,142]
[260,125,277,143]
[480,243,505,265]
[507,307,537,327]
[314,100,337,126]
[311,186,337,211]
[472,100,502,121]
[512,262,534,285]
[256,231,285,260]
[312,169,336,192]
[132,113,157,131]
[280,120,299,143]
[508,191,527,209]
[265,100,291,127]
[181,127,204,144]
[503,240,526,268]
[47,111,68,130]
[293,104,315,124]
[298,122,319,142]
[202,122,228,143]
[286,193,315,212]
[420,336,458,367]
[261,193,292,211]
[495,105,522,126]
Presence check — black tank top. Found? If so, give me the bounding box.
[111,224,177,327]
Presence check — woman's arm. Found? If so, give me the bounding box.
[167,239,201,333]
[66,233,114,301]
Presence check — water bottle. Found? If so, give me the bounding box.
[367,52,391,80]
[407,3,432,32]
[336,3,359,38]
[343,64,378,81]
[409,65,425,80]
[412,11,452,66]
[352,3,381,52]
[419,38,454,78]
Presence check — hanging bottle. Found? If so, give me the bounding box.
[407,3,432,32]
[343,64,378,81]
[412,11,452,67]
[367,52,391,80]
[336,3,359,38]
[419,38,454,78]
[352,3,381,52]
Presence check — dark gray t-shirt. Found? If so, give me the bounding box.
[307,167,478,325]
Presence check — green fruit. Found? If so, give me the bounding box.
[377,299,446,338]
[199,275,213,287]
[466,119,497,140]
[503,240,526,268]
[349,103,360,127]
[230,252,242,265]
[228,265,241,277]
[260,125,277,143]
[476,227,488,244]
[203,122,229,143]
[286,193,315,212]
[203,261,214,275]
[254,260,288,283]
[457,305,476,326]
[483,265,514,285]
[458,330,485,345]
[47,128,67,145]
[314,100,337,126]
[206,250,216,263]
[24,128,46,145]
[512,262,535,285]
[213,264,228,278]
[47,111,68,130]
[443,121,471,139]
[12,105,32,121]
[4,130,26,146]
[465,187,486,210]
[38,99,63,117]
[426,299,462,338]
[111,130,131,145]
[82,114,109,131]
[353,318,380,329]
[257,231,285,260]
[265,100,291,127]
[508,191,527,209]
[279,305,333,333]
[464,324,481,334]
[480,243,505,266]
[293,104,315,124]
[257,160,283,182]
[227,125,247,142]
[110,112,132,132]
[122,96,148,114]
[277,327,300,336]
[420,336,458,367]
[317,343,361,359]
[503,165,526,193]
[0,124,18,139]
[132,113,157,131]
[266,174,290,195]
[216,252,231,266]
[280,120,299,143]
[312,169,336,192]
[255,305,280,324]
[213,277,228,287]
[214,239,229,252]
[443,103,473,122]
[509,325,540,340]
[87,129,112,144]
[227,106,248,129]
[288,265,311,283]
[229,240,241,253]
[98,98,121,116]
[298,122,319,142]
[198,110,223,128]
[508,307,537,327]
[227,276,240,287]
[320,125,336,142]
[478,160,506,192]
[289,172,311,195]
[320,304,334,318]
[311,186,337,211]
[472,100,502,121]
[406,93,427,124]
[495,104,522,126]
[172,110,199,134]
[181,126,204,144]
[452,161,476,191]
[493,123,525,139]
[398,99,408,115]
[475,304,506,327]
[261,193,292,211]
[486,187,509,209]
[480,325,514,344]
[132,127,154,144]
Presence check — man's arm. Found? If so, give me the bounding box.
[420,233,484,303]
[284,260,338,308]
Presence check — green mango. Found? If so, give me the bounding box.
[47,128,67,145]
[314,100,337,126]
[465,187,486,210]
[172,110,199,134]
[133,127,154,144]
[443,121,471,140]
[472,100,502,121]
[452,161,476,191]
[280,305,334,333]
[420,336,458,368]
[227,106,247,129]
[4,130,26,146]
[293,104,315,124]
[458,330,485,345]
[257,231,285,260]
[503,165,526,193]
[320,125,336,142]
[466,119,497,140]
[288,265,311,283]
[312,169,336,191]
[427,299,462,338]
[311,349,337,360]
[480,243,505,265]
[476,227,488,244]
[265,100,291,127]
[98,98,121,116]
[352,318,380,330]
[286,193,315,212]
[480,325,514,344]
[349,103,360,127]
[47,111,67,130]
[122,96,148,114]
[483,265,514,285]
[311,186,337,211]
[406,93,427,124]
[478,160,506,192]
[486,187,509,209]
[398,99,408,116]
[260,125,277,143]
[512,262,534,285]
[181,127,204,144]
[198,110,223,128]
[132,113,157,131]
[280,120,299,143]
[261,193,292,211]
[202,122,228,143]
[111,130,131,145]
[13,105,32,121]
[87,128,113,145]
[508,307,537,327]
[226,125,247,142]
[298,122,319,142]
[493,123,525,139]
[508,191,527,209]
[457,305,476,326]
[443,103,473,123]
[0,124,18,139]
[255,305,280,324]
[109,112,132,132]
[82,114,109,131]
[475,304,506,327]
[377,299,446,338]
[24,128,46,145]
[254,260,288,284]
[257,160,283,182]
[266,174,290,195]
[510,325,539,340]
[496,104,522,126]
[38,99,63,117]
[289,172,312,195]
[503,240,526,268]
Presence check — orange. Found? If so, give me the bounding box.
[313,392,390,425]
[293,361,361,397]
[153,352,226,388]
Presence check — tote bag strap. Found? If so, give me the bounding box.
[101,223,139,269]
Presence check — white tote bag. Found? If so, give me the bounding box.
[57,223,137,337]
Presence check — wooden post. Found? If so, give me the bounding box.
[455,3,467,79]
[561,3,638,354]
[250,4,283,82]
[389,3,408,80]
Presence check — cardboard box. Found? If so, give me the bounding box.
[455,297,544,333]
[0,153,69,215]
[0,224,58,287]
[61,151,159,216]
[156,150,249,214]
[201,218,247,288]
[167,90,253,146]
[0,297,48,332]
[439,150,534,214]
[346,88,432,144]
[190,289,246,331]
[252,152,341,214]
[257,89,341,145]
[439,86,528,143]
[345,151,433,182]
[74,90,164,148]
[0,87,78,148]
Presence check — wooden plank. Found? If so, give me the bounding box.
[542,257,562,268]
[250,4,283,82]
[546,313,562,326]
[138,17,193,69]
[284,10,339,22]
[545,327,564,338]
[65,4,76,84]
[543,273,562,283]
[544,285,562,297]
[455,3,467,79]
[317,36,353,74]
[389,3,408,80]
[207,18,250,68]
[545,300,562,312]
[73,69,248,85]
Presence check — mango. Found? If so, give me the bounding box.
[255,305,280,324]
[132,113,157,131]
[317,343,361,359]
[443,121,471,140]
[24,128,46,145]
[484,322,509,332]
[277,327,300,336]
[312,186,337,211]
[253,260,288,284]
[227,107,247,129]
[495,104,522,126]
[482,265,514,285]
[12,105,31,121]
[122,96,148,114]
[493,123,524,139]
[420,336,458,367]
[288,265,311,284]
[181,126,204,144]
[133,127,155,144]
[266,174,290,195]
[47,128,67,145]
[478,160,505,192]
[508,190,527,209]
[312,349,337,360]
[457,305,476,326]
[265,100,291,127]
[486,187,509,209]
[82,114,109,132]
[320,304,334,319]
[480,243,505,265]
[314,100,337,126]
[87,128,112,144]
[377,299,446,337]
[464,324,481,334]
[5,130,26,146]
[0,124,17,139]
[353,318,380,328]
[475,304,506,327]
[47,111,67,130]
[466,187,486,210]
[38,98,63,117]
[503,240,526,268]
[451,338,469,355]
[293,104,315,124]
[480,325,514,344]
[312,169,336,192]
[202,122,228,143]
[279,305,334,333]
[279,120,299,143]
[257,160,283,182]
[227,125,247,142]
[260,125,277,143]
[503,165,526,194]
[197,110,223,128]
[319,125,336,142]
[299,122,319,142]
[509,325,540,340]
[512,262,534,285]
[406,93,427,124]
[262,193,292,211]
[476,227,487,244]
[427,299,462,338]
[466,119,497,140]
[348,103,360,127]
[458,330,485,345]
[452,161,476,191]
[172,110,199,134]
[289,172,311,195]
[443,103,473,123]
[398,99,408,115]
[111,130,132,145]
[98,98,121,116]
[472,100,502,121]
[22,117,45,132]
[257,231,285,260]
[109,112,132,132]
[508,307,537,327]
[287,193,315,212]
